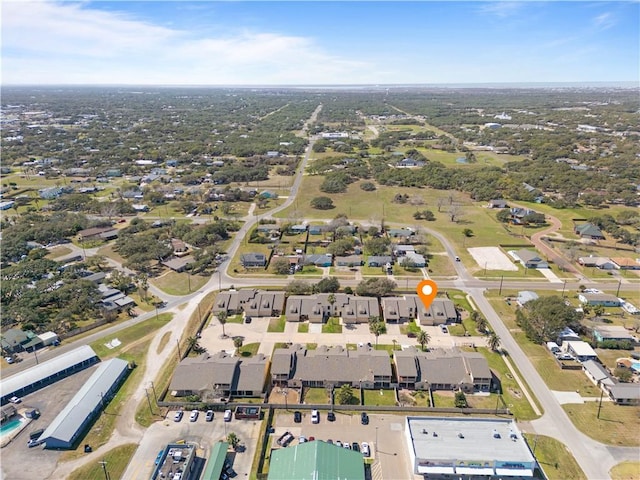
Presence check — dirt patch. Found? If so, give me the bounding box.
[468,247,518,271]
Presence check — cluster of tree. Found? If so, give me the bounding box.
[515,296,580,343]
[284,277,341,295]
[320,171,356,194]
[1,212,91,263]
[355,278,397,297]
[588,214,640,246]
[413,210,436,221]
[310,196,335,210]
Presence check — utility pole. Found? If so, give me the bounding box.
[150,381,158,404]
[562,280,567,298]
[616,279,622,297]
[99,460,110,480]
[597,389,604,419]
[176,339,182,359]
[498,276,504,296]
[145,388,154,415]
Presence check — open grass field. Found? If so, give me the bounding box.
[90,312,173,359]
[523,434,586,480]
[150,270,209,296]
[68,443,138,480]
[45,245,73,259]
[562,402,640,446]
[610,462,640,480]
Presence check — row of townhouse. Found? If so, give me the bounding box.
[169,345,493,401]
[211,289,460,326]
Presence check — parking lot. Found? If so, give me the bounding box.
[122,409,262,480]
[0,366,98,480]
[271,410,415,480]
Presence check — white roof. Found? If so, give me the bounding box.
[41,358,129,445]
[565,341,598,357]
[37,332,58,341]
[1,345,97,398]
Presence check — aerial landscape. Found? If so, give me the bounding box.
[1,2,639,480]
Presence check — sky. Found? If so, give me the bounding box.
[2,1,639,86]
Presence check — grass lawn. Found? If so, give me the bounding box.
[228,241,272,277]
[297,323,309,333]
[610,462,640,480]
[226,314,244,324]
[67,443,138,480]
[322,317,343,333]
[304,387,329,404]
[237,342,260,357]
[267,316,286,333]
[562,402,640,446]
[432,392,456,408]
[478,347,540,420]
[295,266,322,276]
[90,313,173,359]
[97,243,126,265]
[399,320,422,336]
[363,389,396,406]
[45,246,73,259]
[156,331,171,354]
[523,434,586,480]
[150,270,208,296]
[373,343,400,357]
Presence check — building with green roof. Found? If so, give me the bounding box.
[268,441,365,480]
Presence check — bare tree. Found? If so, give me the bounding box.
[448,204,464,222]
[436,197,447,212]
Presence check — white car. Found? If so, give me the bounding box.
[361,442,370,457]
[224,409,232,422]
[189,410,199,422]
[298,435,307,443]
[311,410,319,424]
[9,396,21,404]
[173,411,183,422]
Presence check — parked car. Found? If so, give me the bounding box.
[308,436,315,441]
[245,316,252,324]
[440,325,448,334]
[343,441,351,449]
[311,410,319,424]
[360,412,369,425]
[277,431,294,447]
[155,450,164,465]
[335,440,343,448]
[5,356,15,364]
[294,411,302,423]
[9,396,21,404]
[299,435,307,443]
[352,442,360,452]
[361,442,370,457]
[327,411,335,422]
[455,256,461,262]
[205,410,214,422]
[189,410,199,422]
[327,439,333,444]
[224,409,232,422]
[173,411,183,422]
[27,439,44,448]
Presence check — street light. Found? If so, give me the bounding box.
[282,388,289,411]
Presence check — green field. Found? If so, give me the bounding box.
[68,444,137,480]
[151,270,209,296]
[523,434,586,480]
[562,402,640,446]
[90,313,173,358]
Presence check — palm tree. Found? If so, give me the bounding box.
[233,336,244,352]
[227,432,240,450]
[187,336,206,354]
[218,310,228,338]
[369,319,387,347]
[416,330,430,351]
[476,316,488,334]
[488,332,501,351]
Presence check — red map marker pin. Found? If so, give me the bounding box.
[416,279,438,309]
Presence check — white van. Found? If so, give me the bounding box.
[223,409,232,422]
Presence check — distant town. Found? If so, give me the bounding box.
[1,86,639,480]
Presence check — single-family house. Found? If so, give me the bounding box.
[563,341,598,362]
[77,226,118,242]
[302,254,332,267]
[582,360,615,390]
[394,347,492,393]
[396,158,425,168]
[557,327,581,345]
[593,326,636,344]
[578,293,621,307]
[509,207,537,225]
[388,228,414,240]
[162,255,195,273]
[1,329,37,354]
[510,249,548,269]
[610,257,640,270]
[367,256,393,268]
[399,253,426,268]
[289,224,308,234]
[335,255,363,267]
[240,253,268,268]
[607,384,640,406]
[516,291,539,306]
[393,245,415,257]
[574,223,605,240]
[487,199,508,209]
[578,256,617,270]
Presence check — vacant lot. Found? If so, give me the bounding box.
[468,246,518,271]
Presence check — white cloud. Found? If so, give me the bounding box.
[1,0,372,84]
[477,1,526,18]
[593,12,615,30]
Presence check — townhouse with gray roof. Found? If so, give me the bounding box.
[169,351,268,400]
[381,295,459,326]
[212,289,285,317]
[285,293,379,324]
[270,344,393,389]
[394,348,492,393]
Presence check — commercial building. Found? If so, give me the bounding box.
[405,416,536,477]
[40,358,130,449]
[268,440,364,480]
[1,345,99,403]
[151,443,198,480]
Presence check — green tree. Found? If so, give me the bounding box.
[593,305,605,317]
[233,336,244,351]
[285,279,312,295]
[227,432,240,450]
[516,295,579,343]
[313,277,340,293]
[454,390,468,408]
[217,310,228,338]
[336,384,356,405]
[310,196,335,210]
[369,317,387,347]
[416,330,430,351]
[614,367,633,383]
[488,332,501,351]
[272,258,292,275]
[462,228,474,237]
[356,278,396,297]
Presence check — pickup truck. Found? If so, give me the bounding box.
[276,431,294,447]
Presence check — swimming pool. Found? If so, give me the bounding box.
[631,361,640,373]
[0,417,23,435]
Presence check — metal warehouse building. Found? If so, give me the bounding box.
[0,345,99,404]
[40,358,130,449]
